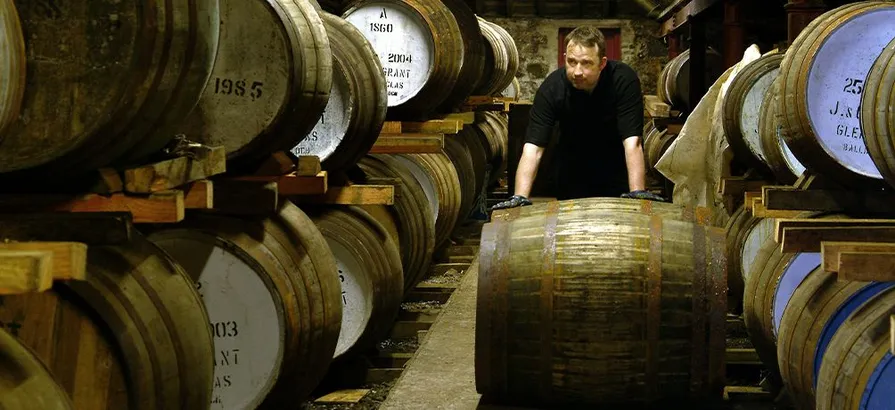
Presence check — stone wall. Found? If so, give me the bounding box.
[486,17,668,101]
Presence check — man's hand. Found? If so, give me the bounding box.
[621,190,666,202]
[491,195,533,210]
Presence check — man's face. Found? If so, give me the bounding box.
[565,41,607,93]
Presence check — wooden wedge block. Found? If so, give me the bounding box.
[0,242,87,281]
[124,146,226,193]
[0,213,132,245]
[0,250,53,294]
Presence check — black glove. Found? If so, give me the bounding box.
[621,190,666,202]
[490,195,533,210]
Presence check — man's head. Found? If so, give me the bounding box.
[564,26,608,93]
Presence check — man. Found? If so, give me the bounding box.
[492,26,663,210]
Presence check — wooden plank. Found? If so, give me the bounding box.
[293,185,395,205]
[820,242,895,273]
[781,226,895,253]
[400,120,461,134]
[315,389,370,404]
[369,135,444,154]
[439,112,475,125]
[751,198,803,218]
[91,168,124,194]
[744,191,761,210]
[183,180,213,209]
[0,250,53,295]
[644,95,671,118]
[206,180,279,215]
[255,151,295,176]
[763,187,895,214]
[0,242,87,281]
[296,155,322,177]
[837,251,895,282]
[719,177,770,195]
[0,213,132,245]
[0,192,185,223]
[124,146,226,193]
[234,171,328,196]
[775,219,895,244]
[380,121,402,134]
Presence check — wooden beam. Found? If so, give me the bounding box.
[719,177,771,195]
[0,213,132,245]
[835,251,895,282]
[296,156,322,176]
[0,250,53,295]
[182,180,213,210]
[780,226,895,253]
[762,187,895,214]
[124,146,226,193]
[205,180,279,216]
[0,192,185,223]
[775,219,895,245]
[394,119,462,134]
[292,185,395,205]
[659,0,723,37]
[369,135,444,154]
[234,171,328,196]
[0,242,87,281]
[821,242,895,273]
[315,390,370,404]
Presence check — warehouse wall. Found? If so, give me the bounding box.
[488,17,668,101]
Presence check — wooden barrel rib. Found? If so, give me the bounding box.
[394,152,462,250]
[0,1,25,140]
[474,17,520,97]
[778,2,895,185]
[443,135,478,224]
[0,233,215,410]
[722,52,782,175]
[816,286,895,410]
[306,206,404,359]
[343,0,464,119]
[476,207,727,407]
[724,206,773,314]
[760,76,806,184]
[180,0,332,170]
[147,201,342,408]
[0,329,73,410]
[0,0,219,178]
[862,36,895,190]
[358,154,436,291]
[292,12,387,173]
[776,267,889,410]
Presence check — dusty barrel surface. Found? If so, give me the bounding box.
[816,286,895,410]
[0,1,25,139]
[474,17,519,97]
[357,154,435,292]
[476,205,727,407]
[306,206,404,359]
[443,135,478,223]
[760,77,806,184]
[292,12,387,173]
[724,206,774,313]
[776,266,893,410]
[778,2,895,185]
[342,0,456,118]
[394,152,462,249]
[0,0,219,176]
[0,328,74,410]
[490,197,712,224]
[862,36,895,190]
[181,0,331,170]
[723,52,783,174]
[147,201,342,408]
[0,233,215,410]
[475,112,509,188]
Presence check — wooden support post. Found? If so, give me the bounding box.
[124,146,226,193]
[785,0,827,45]
[723,0,744,70]
[688,13,707,113]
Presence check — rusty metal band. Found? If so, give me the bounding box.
[494,219,512,396]
[475,221,499,394]
[689,222,709,395]
[646,214,663,401]
[706,227,729,395]
[539,201,560,401]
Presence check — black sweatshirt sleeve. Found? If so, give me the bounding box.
[524,78,559,147]
[615,66,644,140]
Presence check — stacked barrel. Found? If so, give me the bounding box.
[717,2,895,408]
[0,0,517,407]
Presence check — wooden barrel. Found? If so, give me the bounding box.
[291,12,387,173]
[476,206,727,407]
[659,49,723,110]
[0,1,25,139]
[499,77,521,101]
[0,233,214,410]
[443,135,478,223]
[0,0,218,177]
[476,112,509,188]
[724,206,770,314]
[357,155,436,291]
[474,17,520,97]
[862,36,895,190]
[816,285,895,410]
[456,127,490,210]
[644,126,675,175]
[778,2,895,186]
[760,77,806,184]
[394,152,462,249]
[306,205,404,359]
[491,197,712,224]
[147,201,342,407]
[343,0,466,119]
[722,52,783,174]
[180,0,332,170]
[776,266,892,409]
[0,329,73,409]
[434,0,485,113]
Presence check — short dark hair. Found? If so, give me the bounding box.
[566,26,607,59]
